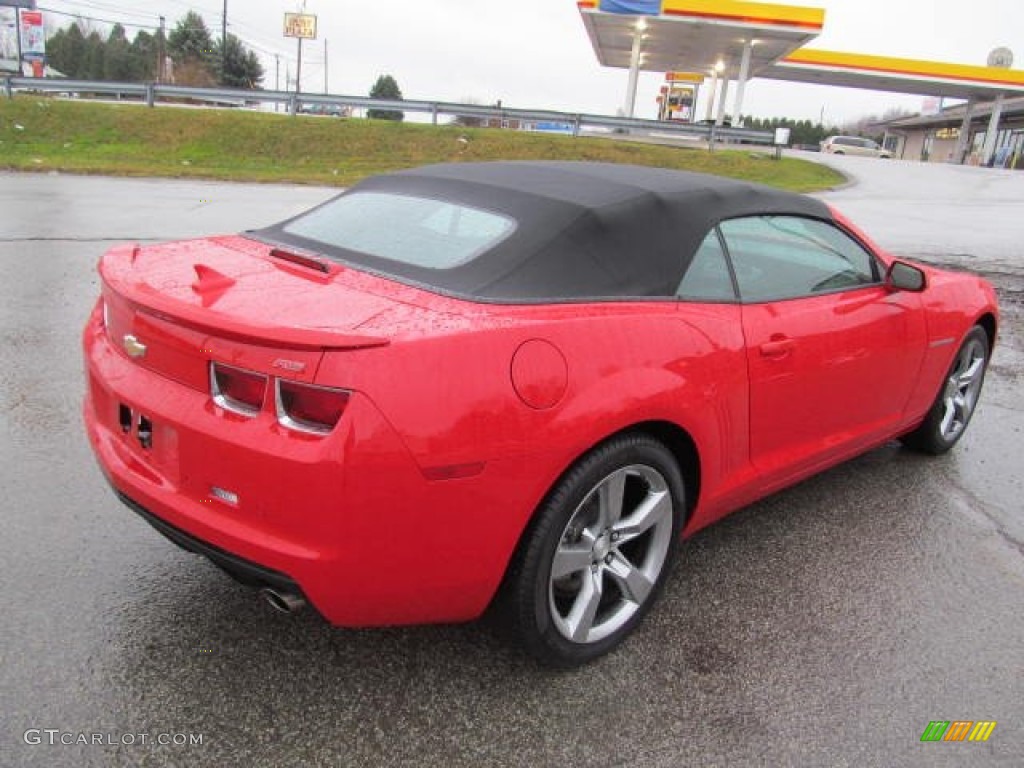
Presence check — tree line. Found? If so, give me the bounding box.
[46,11,264,88]
[743,110,916,145]
[742,117,840,147]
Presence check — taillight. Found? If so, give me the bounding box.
[210,362,267,416]
[208,362,347,435]
[275,379,349,434]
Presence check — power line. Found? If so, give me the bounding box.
[230,32,293,63]
[65,0,158,18]
[41,2,228,35]
[38,6,159,30]
[39,6,254,44]
[162,0,223,16]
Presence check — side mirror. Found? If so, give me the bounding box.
[887,261,926,292]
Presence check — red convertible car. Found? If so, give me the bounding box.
[83,162,997,665]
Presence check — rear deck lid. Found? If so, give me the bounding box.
[100,236,397,350]
[99,236,400,390]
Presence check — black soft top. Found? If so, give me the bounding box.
[255,161,832,302]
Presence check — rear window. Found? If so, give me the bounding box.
[282,191,516,269]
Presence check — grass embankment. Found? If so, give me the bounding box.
[0,96,844,191]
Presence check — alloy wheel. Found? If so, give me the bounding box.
[938,337,987,442]
[548,464,674,644]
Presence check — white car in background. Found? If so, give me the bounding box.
[821,135,892,158]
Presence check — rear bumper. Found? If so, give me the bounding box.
[82,302,541,627]
[116,489,303,594]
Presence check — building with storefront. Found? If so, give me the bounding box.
[879,97,1024,167]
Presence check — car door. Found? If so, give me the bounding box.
[860,138,881,157]
[720,215,927,483]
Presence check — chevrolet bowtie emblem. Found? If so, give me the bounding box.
[123,334,147,359]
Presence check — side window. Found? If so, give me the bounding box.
[719,216,880,302]
[676,229,736,301]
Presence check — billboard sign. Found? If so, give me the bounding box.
[19,8,43,61]
[0,6,18,73]
[283,13,317,39]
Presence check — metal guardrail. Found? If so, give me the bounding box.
[1,76,775,146]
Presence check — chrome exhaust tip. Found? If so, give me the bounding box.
[259,587,306,614]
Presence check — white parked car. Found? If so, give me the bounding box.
[821,135,892,158]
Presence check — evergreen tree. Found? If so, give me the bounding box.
[83,31,106,81]
[217,34,264,88]
[130,30,157,82]
[103,24,134,81]
[45,26,71,76]
[44,14,260,86]
[167,11,216,84]
[368,75,404,121]
[46,23,87,78]
[742,116,836,147]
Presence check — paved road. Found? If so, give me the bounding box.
[1,167,1021,767]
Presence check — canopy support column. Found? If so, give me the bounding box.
[980,94,1004,166]
[705,69,719,122]
[623,25,643,118]
[952,97,975,164]
[732,39,753,127]
[715,78,730,126]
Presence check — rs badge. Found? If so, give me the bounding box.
[122,335,147,359]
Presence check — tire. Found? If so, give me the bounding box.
[901,325,990,455]
[502,434,685,667]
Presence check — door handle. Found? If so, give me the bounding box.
[759,336,795,358]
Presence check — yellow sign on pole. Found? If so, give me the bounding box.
[284,13,317,40]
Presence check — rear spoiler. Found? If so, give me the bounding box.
[100,244,389,352]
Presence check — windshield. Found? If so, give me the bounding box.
[281,191,516,269]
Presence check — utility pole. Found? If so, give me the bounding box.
[221,0,228,80]
[275,54,280,111]
[324,39,328,94]
[294,0,306,96]
[157,16,166,83]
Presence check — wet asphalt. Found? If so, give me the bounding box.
[1,163,1021,767]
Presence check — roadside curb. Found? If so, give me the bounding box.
[788,152,858,194]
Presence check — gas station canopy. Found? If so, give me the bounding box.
[577,0,824,79]
[766,49,1024,101]
[577,0,1024,166]
[576,0,1024,108]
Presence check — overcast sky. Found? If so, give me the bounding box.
[39,0,1023,124]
